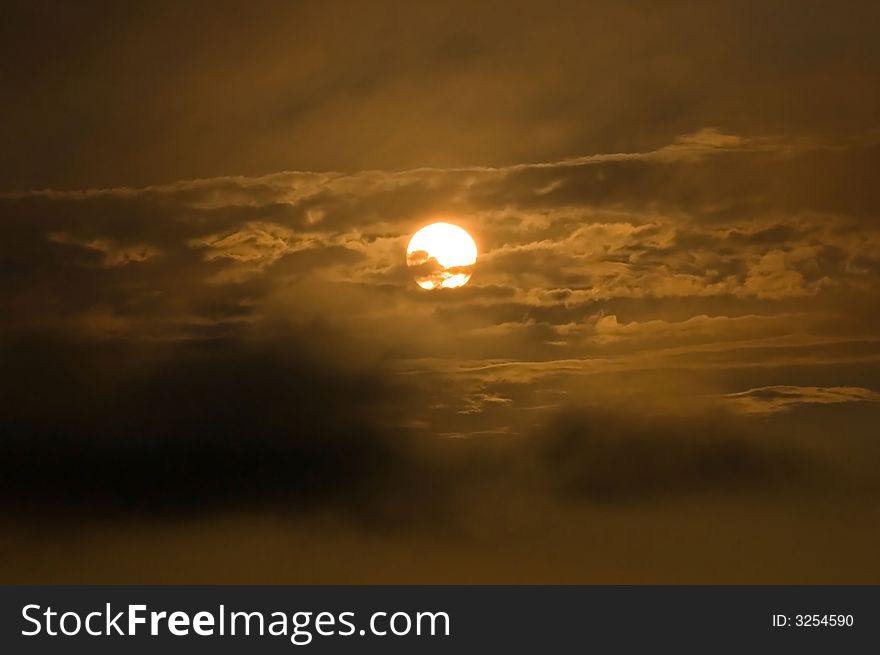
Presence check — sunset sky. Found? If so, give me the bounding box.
[2,0,880,582]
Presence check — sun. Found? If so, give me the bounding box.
[406,222,478,289]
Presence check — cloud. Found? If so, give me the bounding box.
[724,385,880,414]
[189,222,298,265]
[7,130,875,316]
[0,331,424,517]
[46,232,162,268]
[522,409,805,500]
[457,392,514,415]
[3,129,880,451]
[0,326,820,515]
[7,1,880,191]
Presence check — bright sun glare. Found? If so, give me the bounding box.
[406,222,478,290]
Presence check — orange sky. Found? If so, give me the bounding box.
[2,0,880,582]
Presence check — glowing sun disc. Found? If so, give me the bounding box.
[406,222,477,289]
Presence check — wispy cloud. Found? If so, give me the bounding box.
[724,386,880,414]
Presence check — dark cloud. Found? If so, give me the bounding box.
[525,410,806,501]
[0,329,827,517]
[4,1,880,191]
[0,330,420,517]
